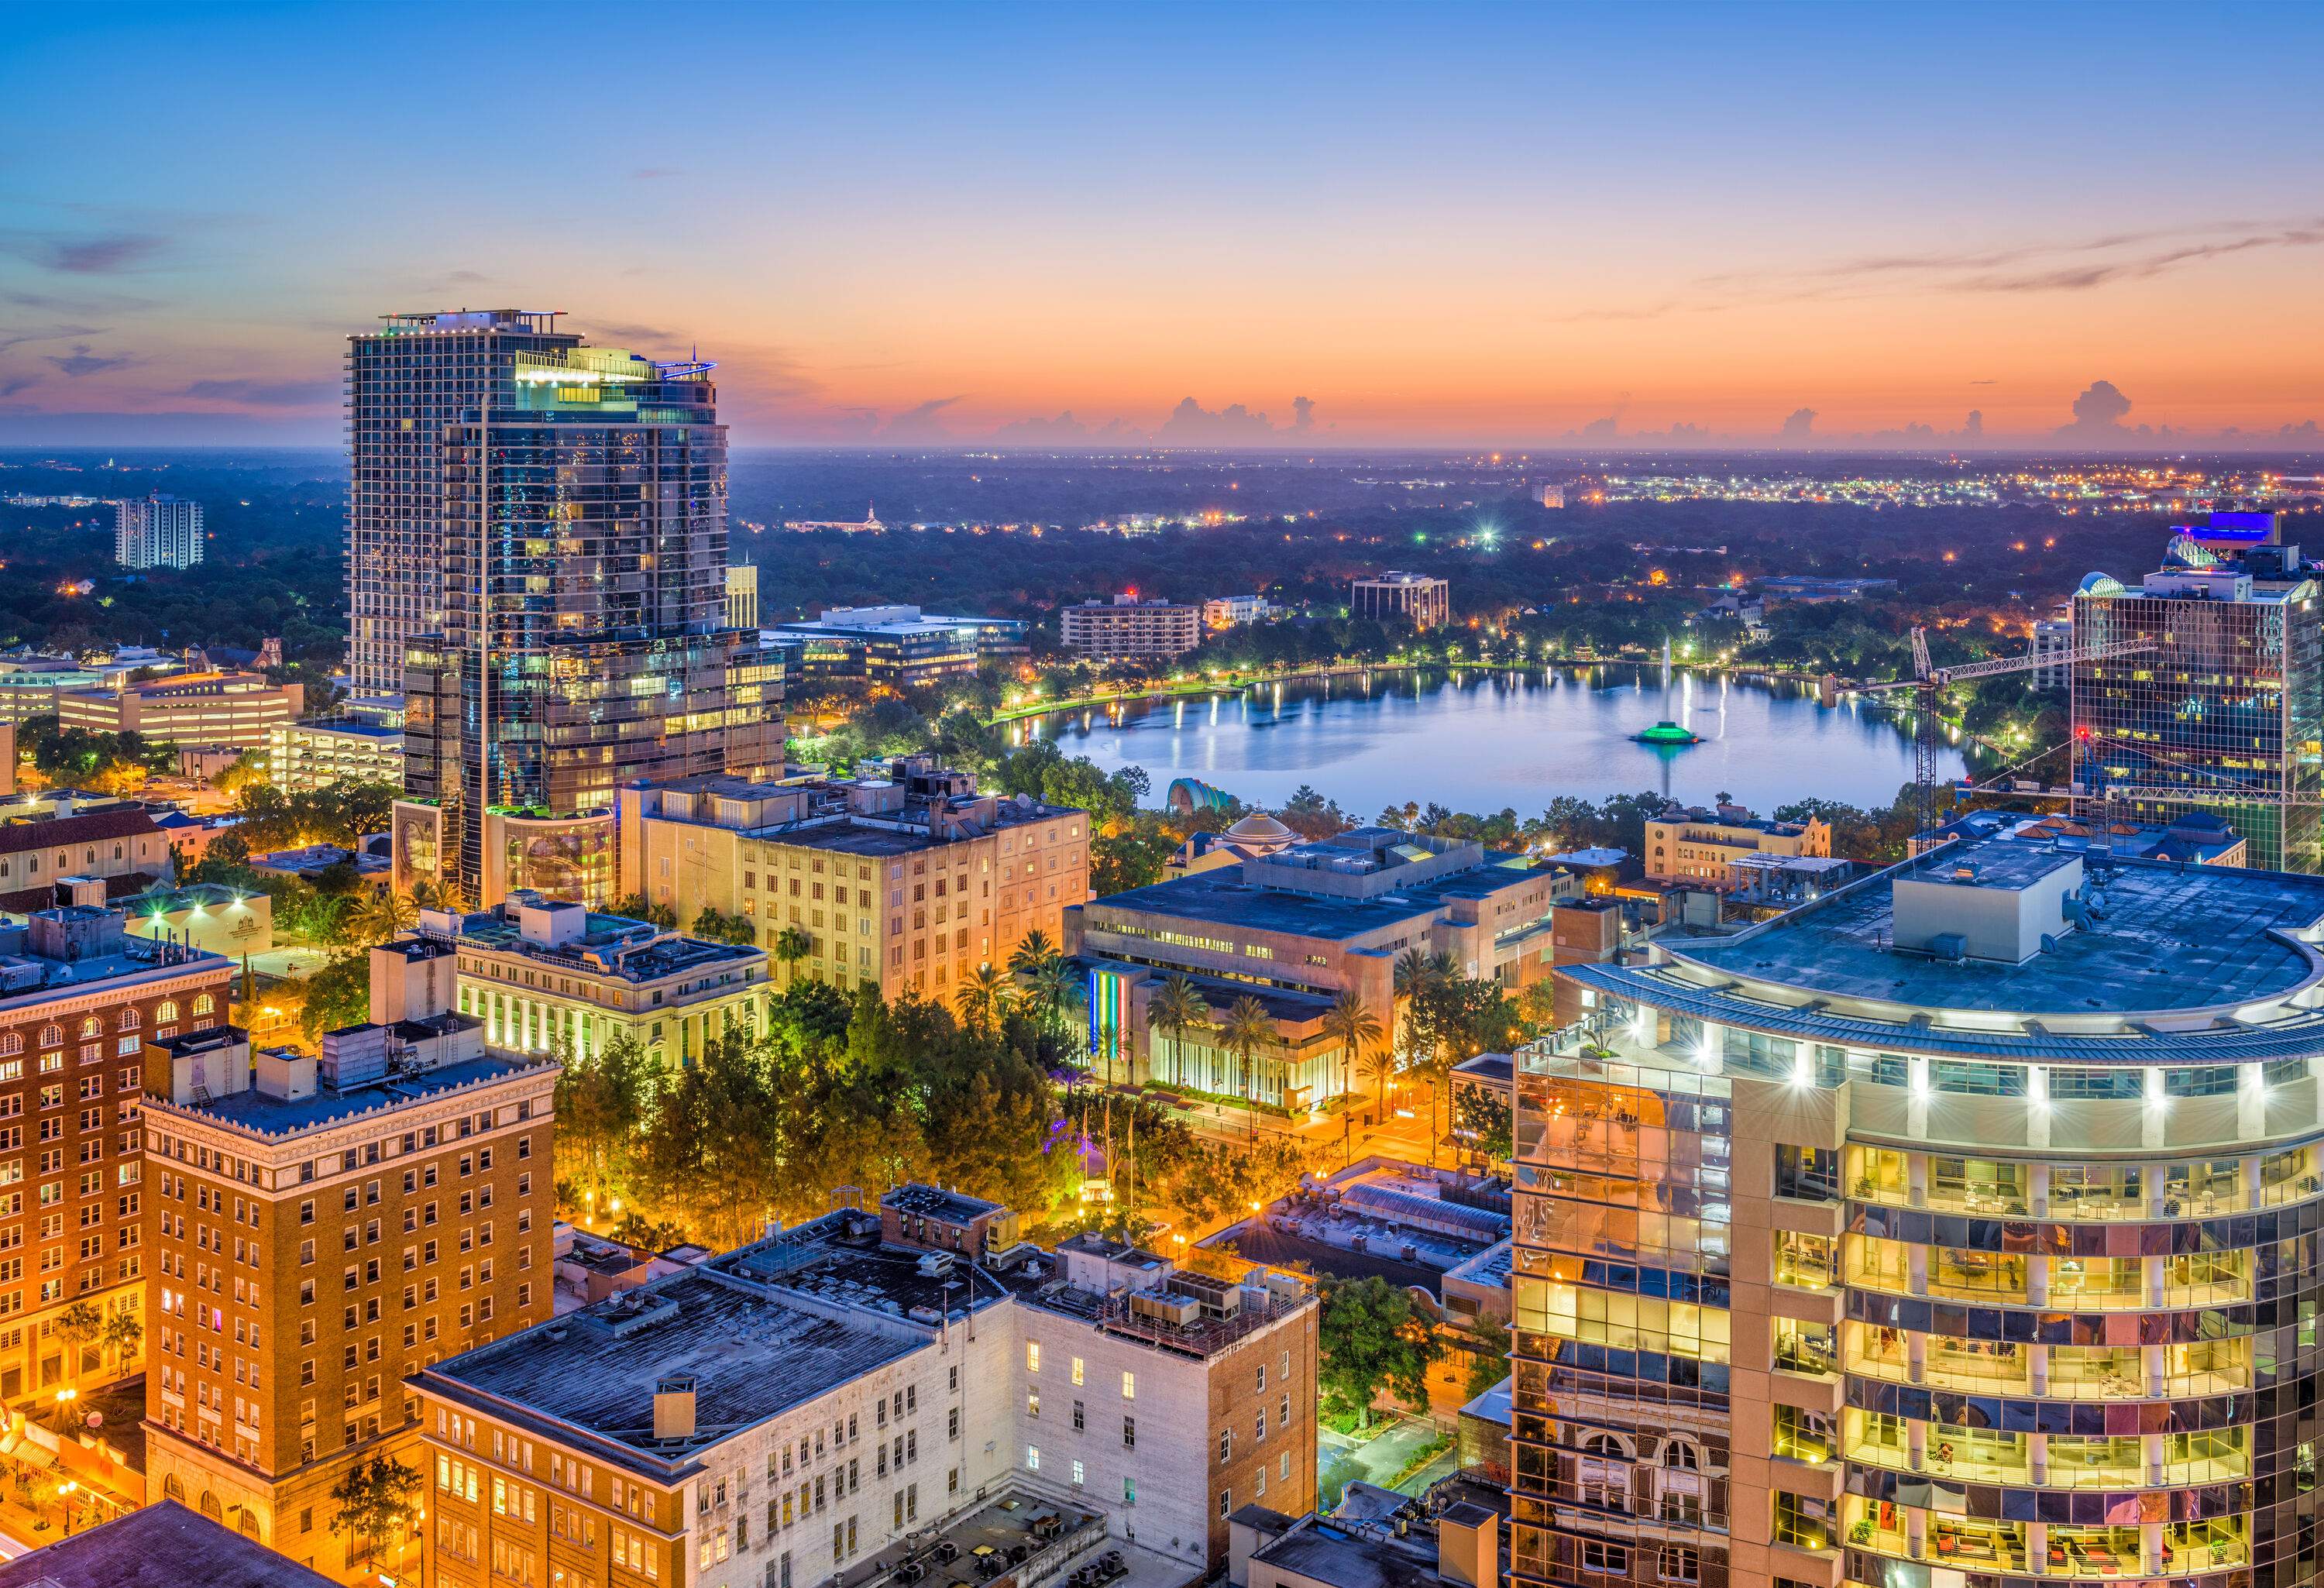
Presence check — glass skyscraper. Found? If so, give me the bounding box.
[376,326,776,903]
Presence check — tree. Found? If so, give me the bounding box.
[1217,995,1275,1138]
[691,906,759,947]
[294,952,372,1040]
[352,887,417,946]
[772,925,815,978]
[53,1300,100,1383]
[555,1029,651,1215]
[1319,988,1383,1103]
[1008,930,1059,975]
[328,1452,421,1569]
[610,893,679,930]
[1452,1083,1513,1165]
[101,1309,143,1376]
[1316,1275,1444,1429]
[1463,1315,1514,1400]
[954,964,1013,1033]
[1147,974,1210,1090]
[215,748,270,795]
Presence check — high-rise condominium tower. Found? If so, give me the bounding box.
[115,492,204,569]
[391,336,776,904]
[346,311,582,703]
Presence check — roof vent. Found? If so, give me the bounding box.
[654,1375,697,1442]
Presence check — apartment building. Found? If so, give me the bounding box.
[1641,802,1831,885]
[114,493,205,571]
[1511,834,2324,1588]
[1349,572,1449,630]
[617,758,1088,1002]
[266,720,404,792]
[410,1184,1315,1588]
[139,988,556,1579]
[57,672,303,752]
[1059,596,1202,661]
[1066,828,1579,1105]
[0,906,228,1402]
[414,895,768,1071]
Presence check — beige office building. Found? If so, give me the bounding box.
[1349,572,1449,630]
[58,672,302,751]
[1060,597,1203,662]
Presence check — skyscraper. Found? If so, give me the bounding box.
[2069,515,2323,872]
[114,493,204,569]
[346,311,583,705]
[391,337,776,904]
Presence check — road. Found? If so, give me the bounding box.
[1318,1415,1454,1507]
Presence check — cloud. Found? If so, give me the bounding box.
[0,322,100,354]
[0,375,37,398]
[43,343,132,377]
[586,321,681,349]
[1777,407,1817,443]
[1576,415,1621,438]
[3,232,168,274]
[442,270,490,285]
[2055,378,2134,440]
[993,411,1089,442]
[1962,410,1983,438]
[877,396,964,442]
[183,376,336,407]
[1156,396,1318,445]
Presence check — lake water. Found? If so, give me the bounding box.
[1014,666,1969,819]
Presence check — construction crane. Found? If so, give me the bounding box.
[1854,626,2157,861]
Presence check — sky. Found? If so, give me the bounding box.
[3,1,2322,450]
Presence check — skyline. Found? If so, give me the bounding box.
[3,2,2322,449]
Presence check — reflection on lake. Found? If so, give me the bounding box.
[1015,666,1969,817]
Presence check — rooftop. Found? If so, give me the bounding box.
[421,1267,922,1476]
[154,1051,542,1139]
[0,1500,336,1588]
[1249,1515,1444,1588]
[1671,834,2324,1019]
[1086,843,1539,943]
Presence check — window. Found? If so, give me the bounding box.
[1120,1370,1135,1400]
[1025,1342,1040,1373]
[1581,1542,1630,1576]
[1070,1356,1084,1386]
[1772,1491,1831,1550]
[1026,1445,1040,1473]
[1773,1145,1838,1201]
[1123,1416,1135,1449]
[1659,1545,1700,1584]
[1930,1060,2027,1097]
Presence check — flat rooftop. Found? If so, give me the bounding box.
[1088,871,1473,943]
[0,1499,336,1588]
[160,1051,538,1139]
[421,1268,922,1472]
[1675,835,2324,1016]
[1252,1518,1442,1588]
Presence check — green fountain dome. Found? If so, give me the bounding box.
[1631,720,1701,745]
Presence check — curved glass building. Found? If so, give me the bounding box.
[1510,835,2324,1588]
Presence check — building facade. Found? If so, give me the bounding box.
[1067,828,1580,1105]
[139,1010,555,1579]
[1349,572,1449,630]
[266,721,404,792]
[1060,597,1203,661]
[410,1184,1315,1588]
[417,895,768,1071]
[1510,834,2324,1588]
[397,340,778,902]
[114,494,205,570]
[2070,528,2323,872]
[1642,804,1832,885]
[726,562,760,631]
[617,758,1088,1002]
[0,807,173,916]
[346,309,583,703]
[773,605,984,688]
[0,907,227,1404]
[57,672,302,752]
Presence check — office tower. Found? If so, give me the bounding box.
[1349,570,1450,629]
[139,947,555,1579]
[2070,516,2323,871]
[1511,832,2324,1588]
[114,493,204,569]
[394,338,777,906]
[346,311,582,704]
[0,906,228,1402]
[725,562,759,630]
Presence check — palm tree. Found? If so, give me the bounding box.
[1147,974,1210,1090]
[354,888,418,946]
[1009,930,1059,975]
[1218,995,1275,1142]
[1357,1039,1400,1116]
[1024,957,1081,1043]
[1320,988,1384,1105]
[771,926,814,984]
[955,964,1013,1033]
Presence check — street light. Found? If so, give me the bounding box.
[58,1479,77,1536]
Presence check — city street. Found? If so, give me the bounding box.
[1318,1415,1457,1507]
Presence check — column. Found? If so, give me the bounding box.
[1906,1153,1928,1208]
[2030,1342,2049,1397]
[2029,1432,2048,1487]
[2027,1254,2049,1307]
[2028,1162,2050,1218]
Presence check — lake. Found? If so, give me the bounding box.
[1012,665,1969,820]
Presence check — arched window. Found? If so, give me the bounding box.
[200,1489,222,1520]
[237,1508,261,1538]
[38,1025,61,1049]
[163,1474,185,1502]
[117,1009,139,1031]
[0,1034,19,1057]
[78,1016,101,1039]
[156,1001,179,1025]
[1660,1439,1701,1471]
[191,994,215,1016]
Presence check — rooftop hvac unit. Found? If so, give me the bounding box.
[1129,1291,1202,1328]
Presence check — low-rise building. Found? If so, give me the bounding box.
[1204,595,1274,631]
[0,806,173,914]
[1349,572,1449,630]
[119,881,273,957]
[266,720,404,792]
[421,895,768,1071]
[411,1182,1317,1588]
[0,905,230,1403]
[1641,800,1831,883]
[773,604,985,688]
[58,671,302,752]
[1231,1499,1501,1588]
[1060,596,1202,661]
[0,1497,337,1588]
[139,966,555,1578]
[1067,829,1576,1107]
[617,758,1088,1002]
